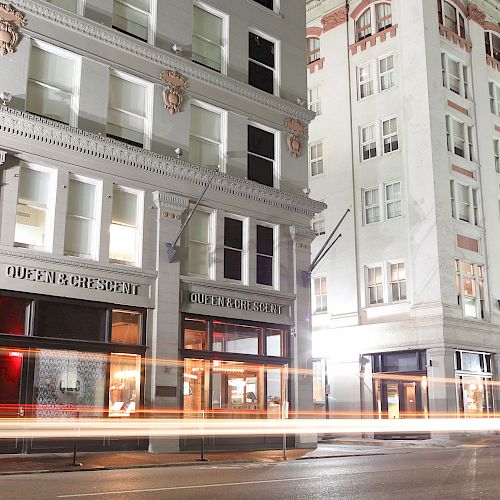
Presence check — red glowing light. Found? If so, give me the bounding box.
[8,352,22,358]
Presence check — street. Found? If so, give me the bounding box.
[2,446,500,499]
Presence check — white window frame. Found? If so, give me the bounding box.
[363,187,380,225]
[249,0,281,15]
[27,40,81,127]
[441,52,469,99]
[187,206,215,279]
[248,120,279,189]
[312,208,326,236]
[223,214,248,285]
[357,62,375,100]
[446,115,474,161]
[309,141,324,177]
[379,53,395,91]
[494,138,500,174]
[308,86,321,115]
[313,276,327,313]
[189,99,227,173]
[255,222,278,290]
[485,31,500,62]
[488,81,500,117]
[450,179,480,226]
[112,0,156,44]
[354,2,392,42]
[366,265,384,306]
[307,37,321,64]
[248,28,280,97]
[381,116,399,155]
[389,261,406,303]
[438,0,466,38]
[109,184,144,267]
[64,174,102,260]
[360,123,377,161]
[455,259,485,320]
[47,0,86,15]
[385,180,402,219]
[192,1,228,75]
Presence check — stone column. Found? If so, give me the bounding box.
[289,225,317,448]
[148,191,189,454]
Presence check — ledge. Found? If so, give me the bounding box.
[0,107,325,218]
[487,54,500,72]
[349,25,398,55]
[439,24,472,52]
[10,0,314,124]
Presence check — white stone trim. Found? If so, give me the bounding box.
[10,0,314,124]
[0,107,326,217]
[0,149,5,165]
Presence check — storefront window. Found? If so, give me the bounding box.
[111,310,141,345]
[183,358,206,414]
[312,359,325,404]
[109,353,141,417]
[459,376,493,416]
[183,318,208,350]
[212,322,260,355]
[0,296,30,335]
[266,329,285,357]
[266,367,284,418]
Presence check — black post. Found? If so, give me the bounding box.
[70,409,82,467]
[198,411,208,462]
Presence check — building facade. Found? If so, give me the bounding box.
[307,0,500,431]
[0,0,322,454]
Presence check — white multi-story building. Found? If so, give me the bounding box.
[307,0,500,432]
[0,0,322,454]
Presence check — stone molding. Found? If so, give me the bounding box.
[160,71,187,115]
[0,247,158,279]
[321,6,348,32]
[0,149,6,165]
[9,0,314,124]
[0,107,325,217]
[467,4,486,26]
[289,225,316,246]
[349,24,398,55]
[153,191,189,220]
[448,99,469,116]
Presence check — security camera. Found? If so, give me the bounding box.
[0,92,12,106]
[174,147,183,158]
[172,44,183,55]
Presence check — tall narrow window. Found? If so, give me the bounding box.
[192,5,224,73]
[107,72,149,148]
[441,53,469,98]
[15,166,55,251]
[363,187,380,224]
[367,266,384,305]
[488,82,500,115]
[439,0,465,38]
[248,125,275,187]
[64,176,100,259]
[313,277,327,313]
[382,117,398,154]
[309,142,323,176]
[456,260,484,319]
[355,9,372,41]
[360,124,377,160]
[307,38,320,64]
[109,186,141,266]
[312,207,326,236]
[26,42,79,125]
[358,63,374,99]
[385,181,401,219]
[224,217,243,281]
[249,31,276,95]
[256,225,274,286]
[450,180,480,226]
[188,210,211,277]
[189,103,222,170]
[494,139,500,173]
[457,182,470,222]
[485,32,500,62]
[379,54,395,91]
[446,116,472,159]
[112,0,151,42]
[390,262,406,302]
[376,3,392,32]
[308,86,321,115]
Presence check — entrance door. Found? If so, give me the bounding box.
[0,350,25,453]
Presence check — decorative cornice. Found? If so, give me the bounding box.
[306,26,323,38]
[467,4,486,26]
[0,149,5,165]
[321,6,348,32]
[0,107,325,217]
[349,25,398,55]
[439,24,472,52]
[0,247,158,279]
[484,21,500,36]
[9,0,315,124]
[153,191,189,220]
[289,225,316,245]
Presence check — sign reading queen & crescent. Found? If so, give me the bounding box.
[187,292,289,316]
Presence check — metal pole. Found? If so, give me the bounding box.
[70,409,82,466]
[282,365,288,461]
[198,410,208,462]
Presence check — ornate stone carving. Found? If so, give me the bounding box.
[160,71,188,115]
[289,225,317,249]
[0,3,26,56]
[467,4,486,26]
[0,106,325,217]
[285,118,306,159]
[153,191,189,219]
[321,6,348,32]
[284,118,306,134]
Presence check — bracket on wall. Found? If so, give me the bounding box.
[0,150,6,165]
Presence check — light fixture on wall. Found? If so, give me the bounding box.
[296,97,305,106]
[172,44,183,55]
[174,147,183,158]
[0,92,12,106]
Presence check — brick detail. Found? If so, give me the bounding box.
[321,6,348,32]
[349,24,398,55]
[308,58,325,74]
[457,234,479,253]
[487,55,500,73]
[439,24,472,52]
[495,125,500,133]
[484,21,500,36]
[448,100,469,116]
[307,26,323,37]
[351,0,391,20]
[467,4,486,26]
[452,164,474,178]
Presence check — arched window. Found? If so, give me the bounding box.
[355,3,392,43]
[437,0,466,38]
[307,37,321,63]
[485,31,500,62]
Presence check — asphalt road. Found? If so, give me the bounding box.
[2,446,500,499]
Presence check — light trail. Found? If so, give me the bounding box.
[0,417,500,439]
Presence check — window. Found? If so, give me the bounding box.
[313,277,327,313]
[111,310,142,345]
[252,0,274,10]
[109,353,141,417]
[363,187,380,224]
[26,42,80,126]
[376,3,392,32]
[441,53,469,98]
[382,117,398,154]
[355,8,372,41]
[360,124,377,160]
[357,63,374,99]
[15,166,55,251]
[189,103,223,170]
[64,176,101,259]
[192,4,224,73]
[309,142,323,176]
[385,181,401,219]
[249,31,276,95]
[437,0,466,38]
[390,262,406,302]
[355,3,392,42]
[446,115,474,161]
[494,139,500,173]
[248,125,275,187]
[488,82,500,116]
[308,86,321,115]
[312,359,326,404]
[455,260,484,319]
[307,37,320,64]
[256,225,274,287]
[450,180,479,226]
[0,296,30,335]
[312,207,326,236]
[46,0,85,14]
[107,72,150,148]
[112,0,151,42]
[485,31,500,62]
[367,266,383,305]
[224,217,244,281]
[379,54,395,91]
[188,209,212,277]
[109,185,142,266]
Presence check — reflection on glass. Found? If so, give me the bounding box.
[212,322,260,355]
[266,329,284,357]
[183,319,208,350]
[0,296,30,335]
[109,353,141,417]
[402,382,417,417]
[266,367,283,419]
[111,310,141,345]
[387,383,400,419]
[460,376,492,416]
[183,358,205,415]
